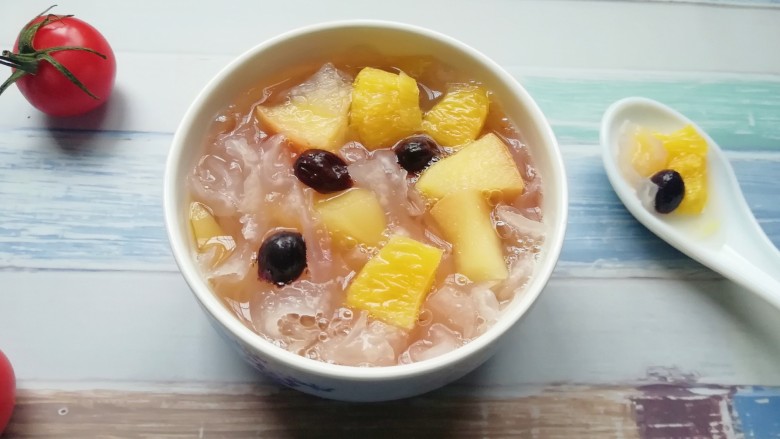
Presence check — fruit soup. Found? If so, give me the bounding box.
[619,122,708,215]
[187,53,546,367]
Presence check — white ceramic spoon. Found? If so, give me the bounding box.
[600,97,780,310]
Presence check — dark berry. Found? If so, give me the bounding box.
[257,231,307,285]
[393,136,440,173]
[293,149,352,194]
[651,169,685,214]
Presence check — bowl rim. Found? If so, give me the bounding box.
[164,19,568,382]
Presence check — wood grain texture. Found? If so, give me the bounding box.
[2,2,780,437]
[1,76,778,275]
[3,386,641,438]
[0,130,170,271]
[2,0,779,80]
[732,387,780,439]
[6,385,778,438]
[519,75,780,149]
[4,272,780,389]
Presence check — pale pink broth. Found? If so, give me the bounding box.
[187,56,545,367]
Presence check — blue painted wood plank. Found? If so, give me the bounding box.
[733,387,780,439]
[1,75,778,275]
[1,135,777,275]
[0,130,174,271]
[519,74,780,150]
[631,384,780,439]
[559,151,780,275]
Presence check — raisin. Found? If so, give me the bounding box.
[293,149,352,194]
[257,231,307,285]
[651,169,685,214]
[393,135,440,173]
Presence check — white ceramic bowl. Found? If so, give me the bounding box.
[164,21,568,402]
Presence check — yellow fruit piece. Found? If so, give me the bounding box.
[346,236,443,329]
[189,202,235,266]
[422,84,489,147]
[630,126,668,177]
[315,188,387,247]
[667,153,707,214]
[430,190,507,282]
[657,124,708,157]
[256,64,352,152]
[415,133,525,202]
[629,123,709,214]
[349,67,422,149]
[660,125,708,214]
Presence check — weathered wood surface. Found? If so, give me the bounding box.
[5,385,780,438]
[0,386,652,438]
[2,0,780,437]
[1,77,778,274]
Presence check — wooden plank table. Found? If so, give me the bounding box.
[1,0,779,437]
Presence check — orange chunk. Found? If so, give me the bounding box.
[657,124,708,157]
[349,67,422,149]
[422,84,489,147]
[629,126,667,178]
[630,124,709,214]
[667,153,707,214]
[346,236,443,329]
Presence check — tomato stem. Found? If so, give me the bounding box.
[0,5,107,100]
[0,58,21,70]
[37,5,58,17]
[0,51,37,73]
[0,70,26,97]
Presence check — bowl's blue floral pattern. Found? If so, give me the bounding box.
[205,310,334,394]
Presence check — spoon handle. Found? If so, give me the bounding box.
[717,245,780,310]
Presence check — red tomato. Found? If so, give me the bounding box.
[0,350,14,434]
[3,12,116,117]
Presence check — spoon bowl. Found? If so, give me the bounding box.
[601,97,780,309]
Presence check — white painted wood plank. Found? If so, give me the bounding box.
[2,271,779,391]
[1,0,780,133]
[0,0,774,73]
[0,52,226,134]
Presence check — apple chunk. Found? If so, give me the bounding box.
[315,188,387,247]
[256,63,352,152]
[430,190,508,282]
[415,133,524,201]
[189,201,235,267]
